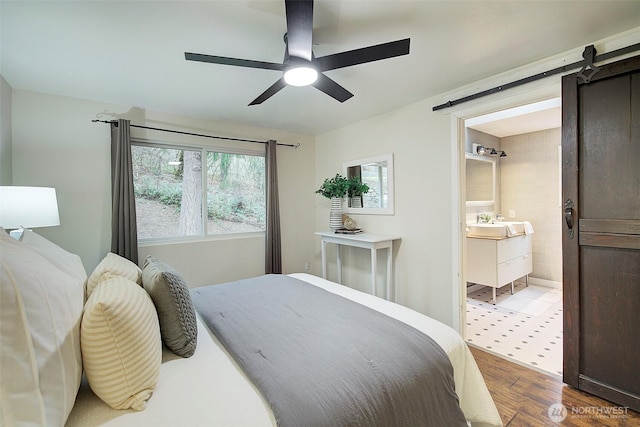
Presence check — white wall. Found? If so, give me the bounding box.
[12,91,112,272]
[0,75,11,185]
[10,90,317,285]
[315,96,455,325]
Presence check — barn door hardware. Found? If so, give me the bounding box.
[576,45,601,83]
[564,198,575,239]
[433,42,640,111]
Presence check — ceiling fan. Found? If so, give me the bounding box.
[184,0,410,106]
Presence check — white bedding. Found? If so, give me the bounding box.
[66,273,502,427]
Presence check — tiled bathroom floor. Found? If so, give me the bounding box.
[465,282,563,378]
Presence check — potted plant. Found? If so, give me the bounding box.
[316,174,349,230]
[346,176,369,208]
[315,174,349,199]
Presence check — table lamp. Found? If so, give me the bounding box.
[0,186,60,239]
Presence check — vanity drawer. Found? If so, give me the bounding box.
[497,234,532,263]
[467,234,533,288]
[497,253,532,285]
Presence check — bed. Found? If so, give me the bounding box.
[0,229,502,427]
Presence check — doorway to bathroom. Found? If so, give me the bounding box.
[461,98,564,378]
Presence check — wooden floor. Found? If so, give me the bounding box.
[469,346,640,426]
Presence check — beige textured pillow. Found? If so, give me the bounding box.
[81,276,161,410]
[86,252,142,300]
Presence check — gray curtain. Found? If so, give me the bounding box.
[110,119,139,264]
[265,139,282,274]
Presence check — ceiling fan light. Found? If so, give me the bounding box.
[284,66,318,86]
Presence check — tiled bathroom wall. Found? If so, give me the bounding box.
[500,128,562,284]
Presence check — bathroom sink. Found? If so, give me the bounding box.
[467,221,529,237]
[467,223,509,238]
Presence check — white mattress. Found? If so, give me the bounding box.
[66,273,502,427]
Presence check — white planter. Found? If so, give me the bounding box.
[329,197,344,230]
[349,195,362,208]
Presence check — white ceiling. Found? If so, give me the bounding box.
[468,107,561,138]
[2,1,639,136]
[466,98,562,138]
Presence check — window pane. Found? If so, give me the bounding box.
[132,145,203,239]
[206,152,265,234]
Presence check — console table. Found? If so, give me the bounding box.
[315,231,401,301]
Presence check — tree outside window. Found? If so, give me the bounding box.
[132,143,265,241]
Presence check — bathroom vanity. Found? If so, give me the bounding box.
[467,231,533,304]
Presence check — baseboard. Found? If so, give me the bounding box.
[521,276,562,289]
[468,277,562,290]
[465,283,484,293]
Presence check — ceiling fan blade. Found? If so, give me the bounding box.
[314,38,410,71]
[284,0,314,61]
[313,73,353,103]
[185,52,284,71]
[249,78,287,106]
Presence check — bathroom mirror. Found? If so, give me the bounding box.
[343,153,394,215]
[465,153,495,207]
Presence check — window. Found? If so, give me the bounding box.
[132,142,265,241]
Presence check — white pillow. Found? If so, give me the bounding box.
[20,229,87,285]
[0,229,84,426]
[81,276,162,410]
[86,252,142,300]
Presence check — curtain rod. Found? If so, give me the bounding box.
[91,119,300,148]
[433,42,640,111]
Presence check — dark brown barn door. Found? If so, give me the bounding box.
[562,54,640,412]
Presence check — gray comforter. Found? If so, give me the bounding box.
[192,274,467,427]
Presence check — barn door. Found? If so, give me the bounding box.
[562,54,640,412]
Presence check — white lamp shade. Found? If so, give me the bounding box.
[0,186,60,229]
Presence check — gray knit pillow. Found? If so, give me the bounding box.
[142,256,197,358]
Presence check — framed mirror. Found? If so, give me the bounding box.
[343,153,394,215]
[465,152,496,207]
